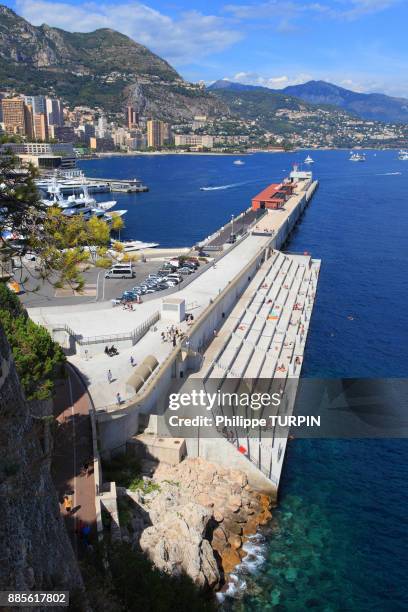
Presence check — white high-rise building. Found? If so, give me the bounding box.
[96,115,108,138]
[46,98,64,127]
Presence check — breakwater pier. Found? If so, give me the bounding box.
[29,167,319,501]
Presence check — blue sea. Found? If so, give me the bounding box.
[79,151,408,611]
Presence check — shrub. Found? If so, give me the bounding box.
[109,543,216,612]
[0,283,66,400]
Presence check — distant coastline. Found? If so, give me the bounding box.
[79,146,400,161]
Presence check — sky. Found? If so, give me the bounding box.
[5,0,408,97]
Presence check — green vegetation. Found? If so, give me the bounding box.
[109,543,216,611]
[102,454,142,488]
[117,496,133,528]
[0,283,65,400]
[102,453,161,493]
[80,542,216,612]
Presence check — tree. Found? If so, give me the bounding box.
[0,153,118,290]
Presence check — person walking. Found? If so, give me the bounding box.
[107,369,113,384]
[116,392,121,406]
[130,356,135,367]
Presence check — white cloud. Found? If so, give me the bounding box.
[223,0,401,25]
[16,0,243,64]
[225,71,313,89]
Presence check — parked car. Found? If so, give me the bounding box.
[167,273,182,282]
[179,267,193,275]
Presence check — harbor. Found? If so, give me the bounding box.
[37,169,148,194]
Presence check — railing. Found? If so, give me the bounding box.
[51,311,160,347]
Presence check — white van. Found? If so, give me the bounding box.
[105,267,135,279]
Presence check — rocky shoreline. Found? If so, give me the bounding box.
[117,457,273,590]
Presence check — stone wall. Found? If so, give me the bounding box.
[0,325,83,595]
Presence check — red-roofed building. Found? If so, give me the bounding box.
[251,181,296,211]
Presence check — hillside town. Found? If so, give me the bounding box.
[1,89,408,168]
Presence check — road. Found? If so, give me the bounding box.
[52,366,97,555]
[206,209,264,247]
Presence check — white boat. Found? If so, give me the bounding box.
[304,155,314,164]
[233,160,245,165]
[105,210,127,220]
[398,149,408,160]
[41,178,116,211]
[37,170,108,194]
[349,152,366,162]
[111,239,159,252]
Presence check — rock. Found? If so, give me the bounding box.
[228,470,248,488]
[213,510,224,523]
[140,502,220,589]
[228,494,242,509]
[230,483,242,495]
[223,519,243,536]
[242,518,261,536]
[196,493,214,508]
[212,526,227,544]
[228,534,242,550]
[221,546,241,574]
[136,457,273,585]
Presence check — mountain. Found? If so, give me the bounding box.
[208,83,346,134]
[0,5,227,120]
[281,81,408,124]
[209,79,408,124]
[208,79,268,92]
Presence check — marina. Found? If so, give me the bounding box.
[37,169,148,194]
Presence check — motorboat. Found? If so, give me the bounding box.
[111,239,159,251]
[349,152,366,161]
[233,160,245,165]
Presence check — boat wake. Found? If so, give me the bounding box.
[200,181,250,191]
[377,172,402,176]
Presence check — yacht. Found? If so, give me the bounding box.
[111,239,159,251]
[349,152,366,162]
[398,149,408,160]
[105,210,127,220]
[233,160,245,165]
[41,178,117,211]
[36,170,108,194]
[304,155,314,164]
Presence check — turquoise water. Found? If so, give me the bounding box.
[79,151,408,611]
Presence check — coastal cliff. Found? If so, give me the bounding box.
[0,325,83,595]
[117,457,272,587]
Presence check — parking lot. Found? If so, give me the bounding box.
[16,207,264,309]
[18,255,204,309]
